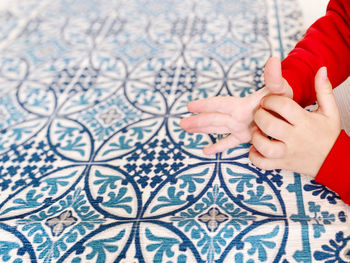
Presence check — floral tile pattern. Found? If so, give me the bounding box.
[0,0,349,262]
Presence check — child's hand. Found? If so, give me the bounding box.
[180,57,293,155]
[249,67,341,177]
[180,89,265,154]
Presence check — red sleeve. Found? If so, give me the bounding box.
[315,131,350,205]
[282,0,350,107]
[281,0,350,205]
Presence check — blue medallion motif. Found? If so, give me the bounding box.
[0,0,348,262]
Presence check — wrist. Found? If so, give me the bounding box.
[312,128,341,177]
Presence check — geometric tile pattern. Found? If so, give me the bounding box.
[0,0,349,262]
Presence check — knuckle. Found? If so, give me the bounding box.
[268,143,285,158]
[251,129,259,142]
[280,101,291,113]
[251,130,284,159]
[252,136,267,154]
[264,146,276,158]
[260,144,278,159]
[264,95,280,108]
[249,149,268,170]
[251,131,263,147]
[254,108,265,125]
[248,150,259,165]
[262,121,274,135]
[254,112,275,135]
[253,108,262,120]
[264,95,276,105]
[277,96,297,113]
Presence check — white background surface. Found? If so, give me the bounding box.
[298,0,329,28]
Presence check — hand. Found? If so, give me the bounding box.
[180,57,293,155]
[180,89,266,154]
[249,67,341,177]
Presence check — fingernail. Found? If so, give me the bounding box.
[320,67,328,81]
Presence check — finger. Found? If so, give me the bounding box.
[314,67,339,117]
[261,95,305,125]
[249,146,280,171]
[251,128,286,159]
[254,108,291,141]
[180,112,232,131]
[187,126,231,134]
[187,96,236,113]
[203,134,242,155]
[264,57,293,98]
[264,57,283,93]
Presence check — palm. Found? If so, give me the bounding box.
[180,57,293,155]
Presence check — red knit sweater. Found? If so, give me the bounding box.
[282,0,350,205]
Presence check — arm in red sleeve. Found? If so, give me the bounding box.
[282,0,350,107]
[280,0,350,205]
[315,131,350,205]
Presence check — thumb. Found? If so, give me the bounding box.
[264,57,293,98]
[315,67,338,116]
